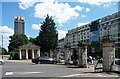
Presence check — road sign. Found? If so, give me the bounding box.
[92,48,95,53]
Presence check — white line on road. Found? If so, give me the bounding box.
[60,74,81,77]
[14,72,43,75]
[5,71,43,76]
[5,72,13,76]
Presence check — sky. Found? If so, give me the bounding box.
[0,0,119,50]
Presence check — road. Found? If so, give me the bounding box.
[1,62,119,78]
[1,62,93,77]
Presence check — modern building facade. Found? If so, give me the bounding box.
[89,19,100,43]
[14,15,25,34]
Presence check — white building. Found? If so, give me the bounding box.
[59,11,120,58]
[19,43,40,60]
[64,23,90,49]
[100,12,120,57]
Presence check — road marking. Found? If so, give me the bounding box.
[5,71,43,76]
[5,72,13,76]
[60,74,81,77]
[14,72,43,75]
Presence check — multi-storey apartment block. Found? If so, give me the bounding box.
[99,12,120,57]
[58,12,120,58]
[64,23,90,49]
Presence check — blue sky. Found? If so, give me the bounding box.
[0,0,119,50]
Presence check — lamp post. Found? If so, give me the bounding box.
[2,34,3,59]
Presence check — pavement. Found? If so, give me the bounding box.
[4,60,32,63]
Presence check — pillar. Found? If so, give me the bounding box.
[32,49,34,59]
[26,49,28,59]
[78,43,87,67]
[102,39,115,72]
[38,49,40,57]
[19,49,22,60]
[64,48,69,64]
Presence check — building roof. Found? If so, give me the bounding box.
[19,43,40,49]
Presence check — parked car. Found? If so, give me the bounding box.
[32,56,57,64]
[115,58,120,65]
[0,59,4,65]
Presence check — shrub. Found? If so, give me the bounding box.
[10,51,19,60]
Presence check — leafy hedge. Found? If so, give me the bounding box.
[10,51,19,60]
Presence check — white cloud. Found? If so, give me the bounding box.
[58,30,67,39]
[34,1,84,25]
[0,26,14,37]
[78,0,119,5]
[103,3,112,7]
[19,0,40,10]
[19,0,85,25]
[77,22,89,27]
[86,8,90,12]
[74,5,84,11]
[103,3,117,7]
[0,26,14,50]
[32,24,41,30]
[81,15,87,18]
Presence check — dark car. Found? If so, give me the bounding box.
[32,56,56,64]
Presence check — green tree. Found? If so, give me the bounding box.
[36,15,58,55]
[10,51,19,60]
[89,41,102,57]
[8,34,29,52]
[2,48,9,55]
[29,37,37,45]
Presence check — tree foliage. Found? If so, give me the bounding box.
[2,48,9,55]
[8,34,29,52]
[29,37,37,45]
[10,51,19,60]
[36,15,58,54]
[88,41,102,57]
[0,46,9,55]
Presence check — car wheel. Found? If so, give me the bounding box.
[0,61,3,65]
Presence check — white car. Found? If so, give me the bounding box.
[0,59,4,65]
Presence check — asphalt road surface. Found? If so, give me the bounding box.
[1,62,93,77]
[1,62,119,78]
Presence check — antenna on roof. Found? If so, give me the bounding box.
[19,10,21,16]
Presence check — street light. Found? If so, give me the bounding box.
[1,32,7,59]
[2,34,3,59]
